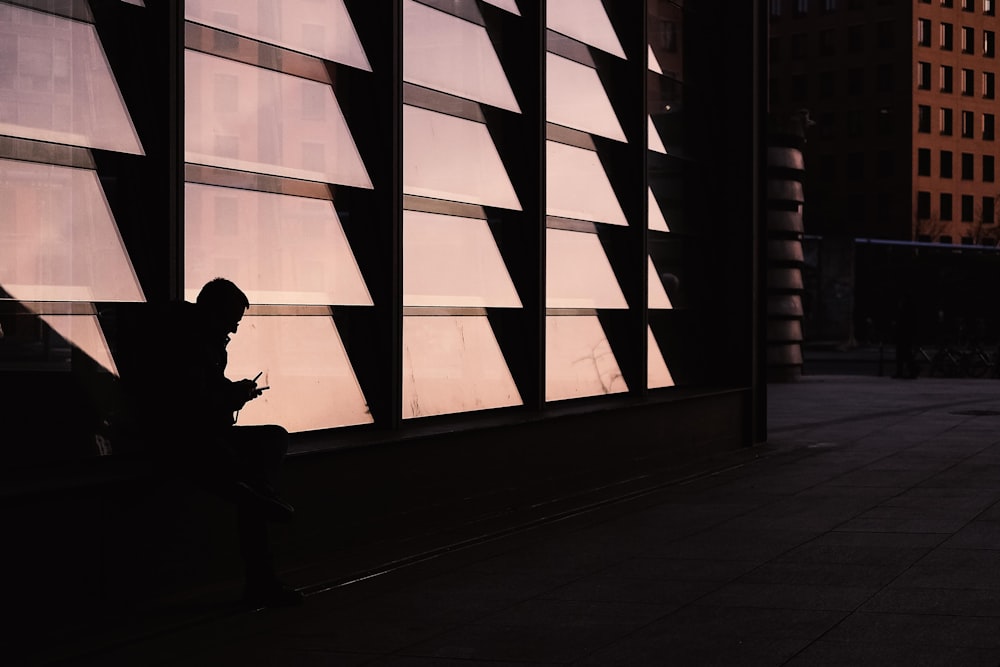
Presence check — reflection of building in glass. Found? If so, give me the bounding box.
[0,0,763,475]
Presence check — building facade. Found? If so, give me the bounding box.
[1,0,765,631]
[770,0,1000,244]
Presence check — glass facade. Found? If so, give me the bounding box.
[0,0,762,466]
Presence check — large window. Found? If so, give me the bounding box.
[1,0,759,464]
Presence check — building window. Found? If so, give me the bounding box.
[877,64,894,92]
[962,151,975,178]
[962,194,975,221]
[771,0,783,17]
[984,196,996,224]
[919,104,932,132]
[847,152,864,179]
[918,191,932,219]
[848,68,864,95]
[941,149,954,177]
[963,0,975,10]
[877,150,894,176]
[941,107,954,134]
[986,30,996,56]
[918,61,931,89]
[940,235,954,244]
[820,29,836,56]
[791,33,806,58]
[963,26,975,53]
[876,21,894,48]
[943,0,954,6]
[985,113,995,139]
[941,65,953,92]
[877,108,893,135]
[795,0,809,15]
[962,68,974,95]
[847,109,864,136]
[848,25,864,52]
[918,18,931,46]
[770,38,781,63]
[919,148,932,176]
[985,71,996,98]
[987,0,996,16]
[962,109,975,137]
[819,71,835,98]
[824,0,837,10]
[792,75,807,99]
[942,23,954,50]
[985,154,996,181]
[941,193,954,220]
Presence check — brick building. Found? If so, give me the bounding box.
[770,0,1000,244]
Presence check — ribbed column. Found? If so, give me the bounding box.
[766,114,808,382]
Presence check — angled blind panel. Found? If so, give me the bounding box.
[648,326,675,389]
[648,188,670,232]
[185,184,372,306]
[547,0,625,59]
[547,54,625,142]
[547,228,627,309]
[185,51,372,189]
[26,310,119,376]
[482,0,520,14]
[546,141,627,225]
[404,210,521,308]
[226,313,373,431]
[404,0,520,112]
[403,315,522,419]
[648,116,667,154]
[546,315,628,401]
[648,257,673,309]
[0,160,144,302]
[0,5,143,154]
[404,105,521,210]
[648,45,662,73]
[185,0,371,71]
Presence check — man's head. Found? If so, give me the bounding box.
[196,278,250,336]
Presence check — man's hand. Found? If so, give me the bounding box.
[236,378,263,403]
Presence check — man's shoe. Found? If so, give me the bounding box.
[244,581,304,608]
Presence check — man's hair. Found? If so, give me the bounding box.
[196,277,249,310]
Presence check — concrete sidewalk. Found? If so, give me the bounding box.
[51,376,1000,665]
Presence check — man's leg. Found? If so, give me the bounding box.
[227,425,302,606]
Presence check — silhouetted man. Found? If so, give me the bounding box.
[118,278,301,607]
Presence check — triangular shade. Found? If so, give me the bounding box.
[0,160,144,303]
[648,326,675,388]
[403,315,522,418]
[547,229,627,309]
[185,184,372,306]
[547,141,627,225]
[185,51,372,189]
[546,315,628,401]
[547,53,626,142]
[0,5,143,154]
[547,0,625,58]
[404,0,520,112]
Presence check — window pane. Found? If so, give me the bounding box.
[404,0,520,112]
[402,315,522,419]
[548,0,625,58]
[403,210,521,308]
[546,315,628,401]
[649,258,673,309]
[648,116,667,153]
[547,228,627,308]
[226,312,373,431]
[185,0,371,71]
[547,53,625,142]
[404,105,522,210]
[26,309,118,375]
[185,50,372,188]
[649,188,670,232]
[648,45,662,73]
[0,159,144,302]
[184,183,372,305]
[546,141,627,225]
[0,5,143,154]
[648,326,675,389]
[481,0,520,14]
